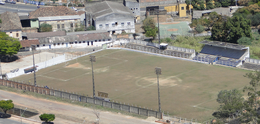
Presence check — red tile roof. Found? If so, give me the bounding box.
[20,40,39,48]
[29,6,77,19]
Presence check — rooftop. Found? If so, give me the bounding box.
[200,40,247,50]
[86,1,134,19]
[0,11,22,31]
[29,6,78,19]
[20,40,40,48]
[27,31,66,39]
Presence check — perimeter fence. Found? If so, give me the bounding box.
[0,79,162,119]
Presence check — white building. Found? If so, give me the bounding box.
[86,1,135,34]
[25,31,111,50]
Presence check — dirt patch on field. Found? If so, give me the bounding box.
[65,63,90,70]
[142,77,179,87]
[161,22,180,25]
[167,28,178,31]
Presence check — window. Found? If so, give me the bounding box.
[37,45,39,47]
[16,33,19,37]
[115,22,118,25]
[121,22,124,26]
[108,39,110,41]
[106,24,109,27]
[62,43,64,45]
[127,22,131,25]
[79,41,81,44]
[181,7,184,10]
[58,43,60,45]
[75,41,77,44]
[62,24,64,29]
[57,24,60,29]
[99,40,101,42]
[131,8,132,10]
[43,44,45,46]
[53,43,56,46]
[99,24,103,28]
[112,23,115,27]
[95,40,97,42]
[103,39,105,41]
[136,8,138,10]
[83,41,85,43]
[71,23,73,28]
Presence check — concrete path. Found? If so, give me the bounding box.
[0,90,158,124]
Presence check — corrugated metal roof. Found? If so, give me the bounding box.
[38,15,80,21]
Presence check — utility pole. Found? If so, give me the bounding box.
[190,0,191,16]
[156,9,161,46]
[31,45,37,87]
[155,67,162,113]
[90,55,96,98]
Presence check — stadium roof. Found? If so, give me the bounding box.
[200,40,247,50]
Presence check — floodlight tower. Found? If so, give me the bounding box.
[31,45,37,87]
[155,9,161,46]
[90,55,96,98]
[155,67,162,112]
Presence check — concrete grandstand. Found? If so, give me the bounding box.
[193,41,250,67]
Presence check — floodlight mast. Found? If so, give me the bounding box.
[155,67,162,113]
[90,55,96,98]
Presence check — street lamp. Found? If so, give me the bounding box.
[155,67,162,113]
[90,55,96,98]
[31,45,37,87]
[20,107,27,124]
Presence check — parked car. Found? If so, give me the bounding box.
[10,1,16,4]
[0,1,5,4]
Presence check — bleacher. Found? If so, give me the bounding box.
[215,58,241,67]
[241,63,260,70]
[193,54,218,63]
[193,41,249,67]
[200,45,247,59]
[125,43,193,59]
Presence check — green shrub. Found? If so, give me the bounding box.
[39,114,55,123]
[237,37,252,45]
[195,24,204,33]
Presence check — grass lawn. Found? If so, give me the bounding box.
[12,49,251,122]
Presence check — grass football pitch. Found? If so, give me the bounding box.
[13,49,251,122]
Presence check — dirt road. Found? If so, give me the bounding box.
[0,90,157,124]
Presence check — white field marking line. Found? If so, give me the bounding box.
[62,72,91,81]
[39,75,67,81]
[111,67,202,99]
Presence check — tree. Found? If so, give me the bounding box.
[86,25,95,31]
[195,24,204,33]
[242,71,260,123]
[0,32,21,60]
[237,37,252,45]
[142,17,158,39]
[214,89,244,120]
[225,16,252,43]
[250,13,260,28]
[39,114,55,123]
[0,100,14,114]
[39,23,52,32]
[238,0,251,5]
[206,0,215,9]
[75,24,85,32]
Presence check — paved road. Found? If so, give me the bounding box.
[0,90,157,124]
[0,3,38,15]
[0,118,29,124]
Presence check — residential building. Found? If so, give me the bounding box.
[19,40,40,51]
[29,6,81,32]
[86,1,135,34]
[0,11,22,40]
[26,31,111,50]
[124,0,140,21]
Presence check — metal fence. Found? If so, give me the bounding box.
[0,79,162,119]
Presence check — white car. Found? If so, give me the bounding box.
[0,1,5,5]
